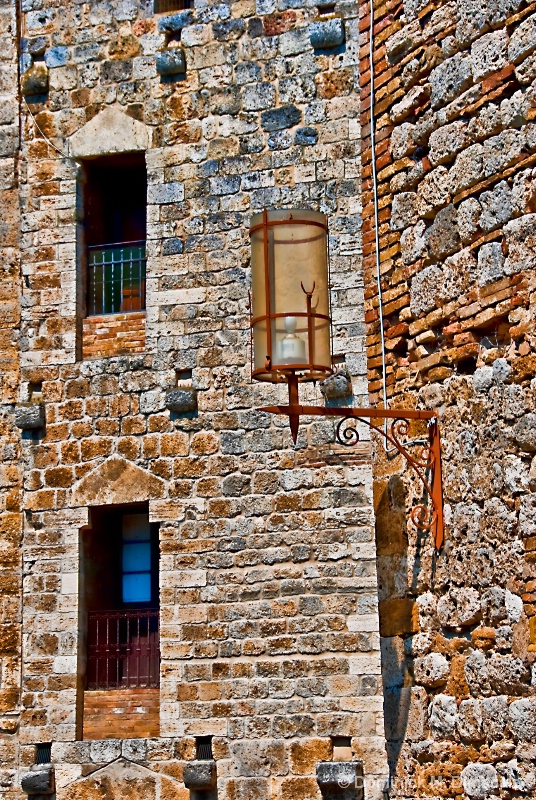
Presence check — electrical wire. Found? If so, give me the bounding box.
[23,98,70,158]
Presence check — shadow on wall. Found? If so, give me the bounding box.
[374,475,418,780]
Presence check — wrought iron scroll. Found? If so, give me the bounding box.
[335,414,441,544]
[258,400,444,549]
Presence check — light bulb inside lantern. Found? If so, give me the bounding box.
[284,316,297,334]
[278,314,306,365]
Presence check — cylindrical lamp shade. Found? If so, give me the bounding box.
[250,208,333,383]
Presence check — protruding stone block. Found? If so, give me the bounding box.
[157,11,194,33]
[156,49,186,77]
[21,64,49,97]
[183,760,217,790]
[320,369,352,400]
[317,762,363,794]
[21,766,55,796]
[310,18,345,50]
[165,388,197,414]
[14,403,45,430]
[294,126,318,146]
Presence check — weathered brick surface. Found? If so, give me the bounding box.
[1,1,391,799]
[360,0,536,795]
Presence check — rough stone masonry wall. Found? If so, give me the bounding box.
[3,0,393,798]
[359,0,536,796]
[0,0,24,798]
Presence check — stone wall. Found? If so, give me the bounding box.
[2,0,392,798]
[359,0,536,795]
[0,0,23,798]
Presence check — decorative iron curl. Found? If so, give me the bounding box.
[334,413,438,537]
[411,504,437,531]
[336,417,361,447]
[390,417,435,470]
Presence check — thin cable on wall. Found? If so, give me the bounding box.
[369,0,388,422]
[23,99,70,159]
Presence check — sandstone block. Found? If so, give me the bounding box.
[471,30,508,81]
[457,699,484,742]
[509,698,536,740]
[512,413,536,452]
[415,653,449,688]
[428,694,457,738]
[488,654,530,695]
[430,53,473,109]
[477,241,505,285]
[479,181,513,233]
[429,121,468,166]
[461,762,498,799]
[390,192,418,231]
[504,213,536,274]
[508,12,536,64]
[386,20,423,64]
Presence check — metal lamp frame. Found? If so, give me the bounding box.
[249,207,445,550]
[249,208,333,383]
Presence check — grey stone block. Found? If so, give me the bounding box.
[183,760,217,790]
[156,49,186,77]
[261,105,301,132]
[157,11,193,33]
[310,18,345,50]
[21,766,55,796]
[294,126,318,146]
[162,238,183,255]
[14,403,45,430]
[27,36,48,57]
[316,761,363,788]
[44,46,70,68]
[20,53,33,74]
[165,389,197,414]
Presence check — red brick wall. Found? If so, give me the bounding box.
[82,313,146,360]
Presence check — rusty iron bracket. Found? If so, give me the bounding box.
[260,380,444,549]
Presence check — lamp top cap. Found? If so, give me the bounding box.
[250,208,328,229]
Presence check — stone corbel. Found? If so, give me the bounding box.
[21,765,55,798]
[310,18,346,50]
[14,402,45,430]
[165,388,197,414]
[316,762,364,800]
[183,759,217,796]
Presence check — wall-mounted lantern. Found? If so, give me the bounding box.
[249,208,445,549]
[250,208,333,383]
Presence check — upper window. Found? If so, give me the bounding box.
[154,0,193,12]
[83,153,147,317]
[122,513,153,604]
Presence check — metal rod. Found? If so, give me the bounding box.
[263,209,273,364]
[260,404,437,420]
